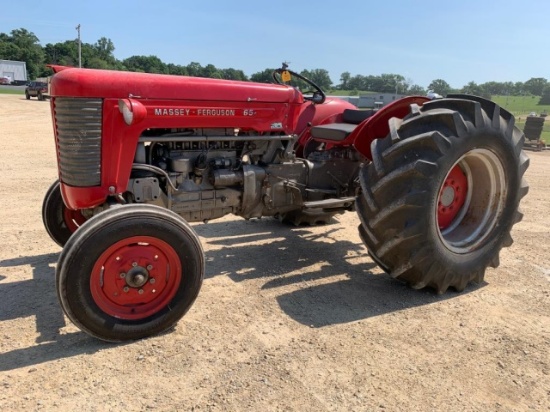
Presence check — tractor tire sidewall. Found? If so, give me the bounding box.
[57,205,204,342]
[356,96,528,292]
[42,180,73,247]
[424,129,521,274]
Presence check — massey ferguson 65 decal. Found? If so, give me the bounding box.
[153,107,245,117]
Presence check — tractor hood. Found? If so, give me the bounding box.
[48,65,302,103]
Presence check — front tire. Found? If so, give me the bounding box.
[56,204,204,342]
[42,180,86,247]
[356,95,529,293]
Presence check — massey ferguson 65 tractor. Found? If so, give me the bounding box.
[43,64,528,342]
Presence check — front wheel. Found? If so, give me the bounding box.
[356,95,529,293]
[42,180,87,247]
[56,204,204,342]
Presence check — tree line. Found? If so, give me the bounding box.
[1,28,549,103]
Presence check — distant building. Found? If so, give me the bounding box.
[0,60,28,84]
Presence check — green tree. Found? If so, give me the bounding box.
[461,81,484,96]
[524,77,547,96]
[0,28,44,79]
[250,68,275,83]
[348,74,366,91]
[93,37,115,64]
[338,71,351,90]
[538,86,550,104]
[186,62,203,77]
[300,68,332,91]
[44,40,82,67]
[166,63,188,76]
[428,79,452,96]
[123,55,167,73]
[406,84,426,96]
[201,64,221,79]
[513,81,526,95]
[221,68,248,81]
[379,73,405,94]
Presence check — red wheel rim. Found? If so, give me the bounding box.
[438,165,468,229]
[63,208,87,233]
[90,236,182,320]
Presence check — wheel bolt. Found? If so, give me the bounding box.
[138,289,144,295]
[132,262,138,267]
[116,256,121,261]
[119,272,126,278]
[154,255,158,261]
[147,265,153,270]
[149,278,156,284]
[123,286,129,293]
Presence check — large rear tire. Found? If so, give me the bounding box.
[42,180,87,247]
[56,204,204,342]
[356,95,529,293]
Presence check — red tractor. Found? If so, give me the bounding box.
[43,64,528,342]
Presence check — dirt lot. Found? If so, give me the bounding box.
[0,93,548,411]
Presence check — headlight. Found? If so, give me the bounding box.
[118,98,147,125]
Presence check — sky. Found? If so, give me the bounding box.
[1,0,549,89]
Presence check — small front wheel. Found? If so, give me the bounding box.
[42,180,86,247]
[56,204,205,342]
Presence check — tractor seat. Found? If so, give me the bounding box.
[310,109,376,141]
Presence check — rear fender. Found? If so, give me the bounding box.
[350,96,430,160]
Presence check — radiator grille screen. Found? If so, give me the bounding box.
[54,97,102,187]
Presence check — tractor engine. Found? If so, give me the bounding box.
[129,127,361,222]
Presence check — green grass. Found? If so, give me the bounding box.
[0,88,24,95]
[492,95,550,116]
[493,95,550,144]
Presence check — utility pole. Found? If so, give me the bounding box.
[76,24,81,68]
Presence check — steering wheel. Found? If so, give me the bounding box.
[272,67,326,104]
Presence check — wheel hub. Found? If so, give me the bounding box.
[124,266,150,288]
[440,186,455,207]
[437,148,507,253]
[90,236,182,320]
[438,165,467,229]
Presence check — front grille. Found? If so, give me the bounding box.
[54,97,102,186]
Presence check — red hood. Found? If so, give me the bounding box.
[49,66,302,103]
